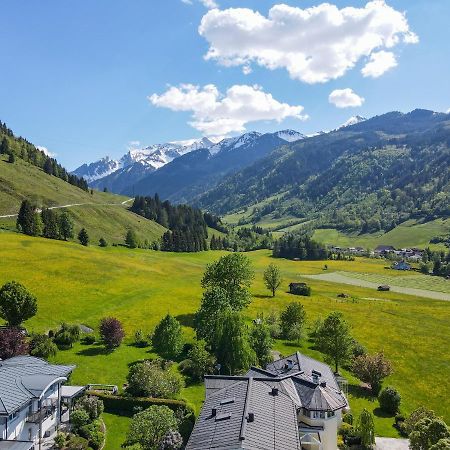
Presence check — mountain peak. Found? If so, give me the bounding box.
[339,115,367,129]
[275,129,306,142]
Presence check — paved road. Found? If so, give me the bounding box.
[0,198,133,219]
[304,272,450,301]
[376,437,409,450]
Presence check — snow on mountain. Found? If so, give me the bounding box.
[339,115,367,129]
[275,129,306,142]
[72,156,122,183]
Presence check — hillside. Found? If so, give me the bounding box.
[0,154,166,244]
[199,110,450,239]
[0,232,448,442]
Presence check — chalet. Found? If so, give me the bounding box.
[0,356,85,450]
[186,352,349,450]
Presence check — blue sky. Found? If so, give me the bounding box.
[0,0,449,169]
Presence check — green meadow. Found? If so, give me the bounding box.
[0,231,449,448]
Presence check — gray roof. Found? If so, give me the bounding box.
[0,356,75,415]
[187,377,301,450]
[187,352,349,449]
[0,442,34,450]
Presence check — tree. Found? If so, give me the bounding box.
[0,137,9,155]
[405,407,437,435]
[151,314,183,360]
[99,237,108,247]
[78,228,89,246]
[352,352,393,395]
[194,287,230,348]
[16,200,40,236]
[8,152,15,163]
[215,310,256,375]
[280,302,306,343]
[99,317,125,349]
[41,208,60,239]
[263,263,283,297]
[0,281,37,326]
[250,323,273,367]
[0,327,28,359]
[126,360,184,398]
[125,229,138,249]
[125,406,179,450]
[409,417,450,450]
[59,212,74,240]
[429,438,450,450]
[74,395,104,421]
[201,253,254,310]
[315,311,353,373]
[378,386,401,414]
[158,430,183,450]
[182,340,215,381]
[356,409,375,449]
[53,323,81,349]
[29,333,58,359]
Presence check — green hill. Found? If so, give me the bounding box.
[0,154,166,244]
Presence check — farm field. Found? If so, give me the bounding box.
[0,232,449,447]
[304,272,450,301]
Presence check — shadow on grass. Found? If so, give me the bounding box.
[176,313,195,328]
[76,345,110,357]
[373,407,395,418]
[348,383,376,401]
[253,294,273,299]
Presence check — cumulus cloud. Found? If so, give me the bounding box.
[446,108,450,114]
[329,88,365,108]
[149,83,307,135]
[182,0,218,9]
[199,1,418,84]
[37,146,56,157]
[361,50,398,78]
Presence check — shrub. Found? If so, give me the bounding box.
[395,414,406,424]
[71,409,90,430]
[0,327,28,359]
[79,420,104,450]
[29,333,58,359]
[75,395,104,420]
[54,432,66,448]
[126,360,184,398]
[152,314,183,360]
[290,283,311,296]
[82,334,96,345]
[404,407,437,435]
[158,430,183,449]
[343,413,353,425]
[379,386,401,414]
[65,434,90,450]
[54,323,81,349]
[100,317,125,349]
[134,329,147,347]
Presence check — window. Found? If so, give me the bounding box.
[8,411,19,422]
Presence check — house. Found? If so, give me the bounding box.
[374,245,395,255]
[186,352,349,450]
[0,356,85,450]
[392,261,411,271]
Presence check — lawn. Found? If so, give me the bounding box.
[0,232,449,446]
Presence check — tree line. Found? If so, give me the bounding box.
[0,121,88,191]
[273,233,328,260]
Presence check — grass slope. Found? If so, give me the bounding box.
[0,156,165,244]
[0,233,449,446]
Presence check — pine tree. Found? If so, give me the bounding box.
[8,152,15,163]
[59,212,74,240]
[0,137,9,155]
[41,208,59,239]
[125,229,138,248]
[78,228,89,246]
[16,200,38,236]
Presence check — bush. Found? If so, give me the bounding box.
[29,333,58,359]
[378,386,401,414]
[291,284,311,296]
[151,314,183,360]
[65,434,90,450]
[75,395,104,420]
[71,409,90,430]
[126,360,184,398]
[82,334,96,345]
[79,420,104,450]
[343,413,353,425]
[54,323,81,349]
[134,329,147,347]
[54,432,66,448]
[339,422,356,438]
[100,317,125,349]
[395,414,406,424]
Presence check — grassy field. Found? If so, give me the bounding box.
[0,232,449,446]
[312,219,450,250]
[0,156,166,244]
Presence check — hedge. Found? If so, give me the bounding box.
[87,391,195,441]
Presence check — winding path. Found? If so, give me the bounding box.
[0,198,133,219]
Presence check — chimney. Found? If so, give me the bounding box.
[271,387,279,396]
[247,413,255,423]
[212,408,217,417]
[320,381,327,388]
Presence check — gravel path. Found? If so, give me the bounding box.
[375,437,410,450]
[304,272,450,301]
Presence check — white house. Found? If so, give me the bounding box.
[186,351,349,450]
[0,356,84,450]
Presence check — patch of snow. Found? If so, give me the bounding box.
[275,130,306,142]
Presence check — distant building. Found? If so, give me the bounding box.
[0,356,85,450]
[186,352,349,450]
[374,245,395,255]
[392,261,411,271]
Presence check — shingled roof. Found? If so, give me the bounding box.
[0,356,75,415]
[187,352,348,449]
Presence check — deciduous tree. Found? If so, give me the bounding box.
[250,323,273,367]
[352,352,393,395]
[263,263,283,297]
[0,281,37,326]
[280,302,306,343]
[0,327,28,359]
[151,314,183,360]
[99,317,125,349]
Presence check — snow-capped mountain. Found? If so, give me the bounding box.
[72,157,122,183]
[275,129,306,142]
[339,115,367,129]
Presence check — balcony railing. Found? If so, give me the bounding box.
[27,405,56,423]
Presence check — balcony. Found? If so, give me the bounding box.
[27,400,58,424]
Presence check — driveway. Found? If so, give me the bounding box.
[376,437,409,450]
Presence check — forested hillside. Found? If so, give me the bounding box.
[198,110,450,234]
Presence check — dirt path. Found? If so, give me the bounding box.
[0,198,133,218]
[304,272,450,301]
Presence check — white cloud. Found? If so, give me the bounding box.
[181,0,218,9]
[329,88,365,108]
[361,50,397,78]
[446,108,450,114]
[149,83,307,135]
[242,65,252,75]
[37,146,56,157]
[199,1,418,84]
